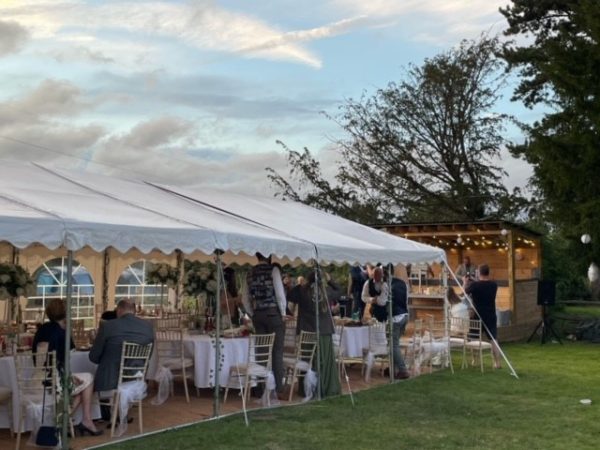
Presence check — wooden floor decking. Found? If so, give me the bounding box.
[1,365,396,450]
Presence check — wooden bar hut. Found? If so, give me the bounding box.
[375,221,543,342]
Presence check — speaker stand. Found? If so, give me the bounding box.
[527,305,562,345]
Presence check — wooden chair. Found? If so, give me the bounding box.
[283,318,297,357]
[449,317,469,373]
[107,342,153,437]
[464,319,493,373]
[72,328,91,350]
[0,385,11,439]
[14,350,57,450]
[155,316,181,330]
[155,329,197,402]
[421,317,450,373]
[224,333,275,405]
[362,322,389,382]
[400,319,423,376]
[333,324,363,382]
[283,331,318,401]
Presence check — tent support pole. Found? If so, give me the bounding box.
[101,249,110,315]
[213,252,223,417]
[313,263,321,401]
[387,264,394,383]
[61,250,73,450]
[442,264,449,369]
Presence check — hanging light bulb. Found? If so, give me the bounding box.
[581,234,592,244]
[456,236,463,245]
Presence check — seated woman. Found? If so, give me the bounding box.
[33,298,102,436]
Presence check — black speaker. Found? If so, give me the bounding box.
[537,280,556,306]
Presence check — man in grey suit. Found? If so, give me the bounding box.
[89,299,154,393]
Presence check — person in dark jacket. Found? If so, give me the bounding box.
[388,265,410,379]
[89,299,154,393]
[33,299,102,435]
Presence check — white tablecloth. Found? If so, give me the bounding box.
[341,326,370,358]
[0,352,101,432]
[183,335,249,388]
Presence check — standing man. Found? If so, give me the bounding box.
[388,265,410,379]
[456,255,477,281]
[242,253,289,399]
[464,264,502,369]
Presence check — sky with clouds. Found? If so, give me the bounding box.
[0,0,533,195]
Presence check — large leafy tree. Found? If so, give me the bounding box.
[501,0,600,268]
[268,37,525,224]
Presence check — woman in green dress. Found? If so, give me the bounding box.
[287,270,341,398]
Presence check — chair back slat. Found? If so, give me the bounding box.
[369,322,388,349]
[284,319,297,353]
[155,329,184,360]
[450,317,469,338]
[248,333,275,368]
[156,316,182,330]
[333,324,344,358]
[295,331,318,365]
[15,350,57,398]
[118,342,153,385]
[467,319,483,341]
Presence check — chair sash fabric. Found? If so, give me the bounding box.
[302,369,318,402]
[151,366,173,406]
[259,372,277,407]
[114,375,147,437]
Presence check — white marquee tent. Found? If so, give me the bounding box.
[0,160,449,443]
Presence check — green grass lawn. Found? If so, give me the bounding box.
[106,342,600,450]
[560,305,600,318]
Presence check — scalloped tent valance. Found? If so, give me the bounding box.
[0,161,445,266]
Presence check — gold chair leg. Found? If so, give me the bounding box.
[138,400,143,434]
[110,392,119,438]
[182,368,190,403]
[15,408,22,450]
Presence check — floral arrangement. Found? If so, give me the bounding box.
[145,263,179,288]
[0,262,36,300]
[182,261,218,298]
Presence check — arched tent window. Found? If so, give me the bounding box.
[26,257,95,324]
[115,261,162,312]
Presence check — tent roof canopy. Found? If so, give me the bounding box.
[0,161,445,265]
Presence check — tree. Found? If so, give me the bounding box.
[501,0,600,269]
[268,37,525,224]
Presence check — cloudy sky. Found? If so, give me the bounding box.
[0,0,532,195]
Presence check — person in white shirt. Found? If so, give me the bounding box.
[361,266,388,322]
